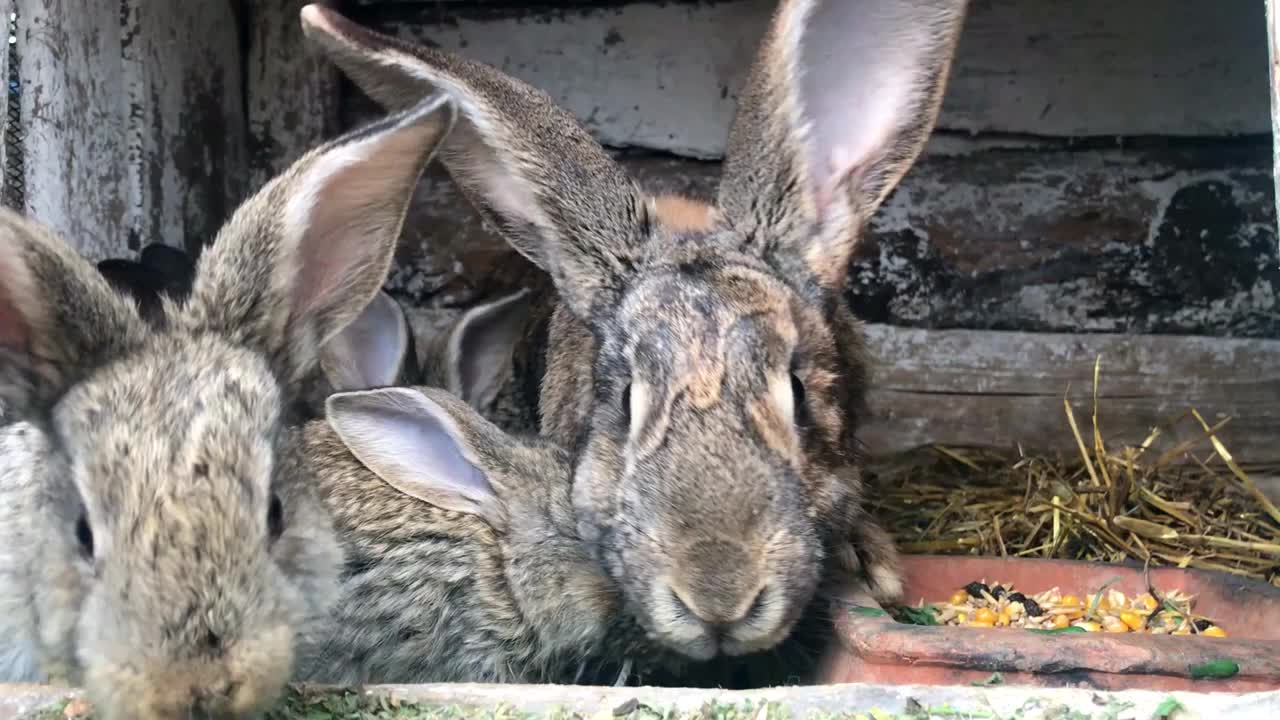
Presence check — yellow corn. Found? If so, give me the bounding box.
[973,608,998,624]
[1138,594,1160,612]
[1102,616,1130,633]
[949,591,968,606]
[1074,621,1102,632]
[996,611,1011,627]
[1051,614,1070,629]
[970,619,995,628]
[1119,611,1145,631]
[1202,626,1227,638]
[1060,595,1082,607]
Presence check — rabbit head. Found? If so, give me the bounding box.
[301,0,965,660]
[0,94,455,718]
[315,386,646,683]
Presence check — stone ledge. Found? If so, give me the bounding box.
[2,681,1277,720]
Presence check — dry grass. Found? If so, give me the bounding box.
[867,359,1280,587]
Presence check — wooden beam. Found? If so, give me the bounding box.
[860,325,1280,462]
[359,140,1278,339]
[8,0,244,259]
[355,0,1271,158]
[247,0,342,194]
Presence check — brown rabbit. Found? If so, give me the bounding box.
[0,93,456,719]
[296,385,662,685]
[300,0,967,664]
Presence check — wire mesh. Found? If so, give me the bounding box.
[2,8,23,211]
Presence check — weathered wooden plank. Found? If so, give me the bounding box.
[247,0,342,193]
[120,0,247,251]
[10,0,245,260]
[14,0,128,259]
[355,0,1270,158]
[861,325,1280,462]
[361,129,1279,338]
[1269,0,1280,257]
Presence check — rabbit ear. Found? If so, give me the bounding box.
[319,291,413,391]
[0,210,146,413]
[326,386,507,525]
[717,0,967,289]
[445,288,531,409]
[181,93,455,390]
[299,4,650,318]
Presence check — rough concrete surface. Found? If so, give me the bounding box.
[2,682,1278,720]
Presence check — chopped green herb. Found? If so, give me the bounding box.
[1152,696,1184,719]
[1188,659,1240,680]
[847,605,889,617]
[892,605,941,626]
[970,672,1004,687]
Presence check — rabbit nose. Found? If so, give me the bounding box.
[188,680,236,720]
[670,583,766,629]
[670,538,764,622]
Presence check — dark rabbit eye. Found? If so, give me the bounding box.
[790,373,806,406]
[75,512,94,559]
[620,383,632,421]
[267,493,285,542]
[790,373,808,425]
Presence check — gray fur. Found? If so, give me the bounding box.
[0,93,456,719]
[301,0,967,664]
[296,386,661,685]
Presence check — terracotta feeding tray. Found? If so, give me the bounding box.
[817,555,1280,693]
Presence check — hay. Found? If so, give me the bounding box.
[867,359,1280,587]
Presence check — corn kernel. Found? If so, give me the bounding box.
[1202,626,1227,638]
[957,613,968,624]
[1074,621,1102,632]
[1107,590,1126,610]
[1173,626,1191,635]
[970,619,995,628]
[1119,611,1145,631]
[974,608,998,624]
[1102,616,1129,633]
[997,611,1011,627]
[949,591,968,606]
[1051,614,1070,629]
[1060,595,1082,607]
[1138,594,1160,612]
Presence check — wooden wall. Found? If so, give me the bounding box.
[341,0,1279,340]
[333,0,1280,459]
[3,0,1278,460]
[0,0,246,260]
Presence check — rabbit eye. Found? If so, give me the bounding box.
[620,383,632,421]
[790,373,808,425]
[75,512,94,559]
[267,493,285,542]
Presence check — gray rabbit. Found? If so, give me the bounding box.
[301,0,969,663]
[0,93,456,719]
[295,386,663,685]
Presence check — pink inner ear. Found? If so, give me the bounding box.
[286,124,435,334]
[796,0,931,214]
